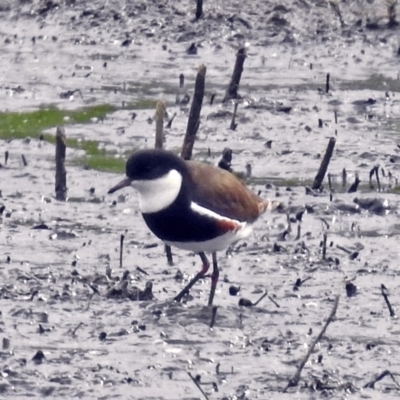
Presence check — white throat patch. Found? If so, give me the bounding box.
[131,169,182,214]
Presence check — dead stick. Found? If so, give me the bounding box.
[176,74,185,105]
[330,1,345,27]
[342,168,347,188]
[223,47,247,103]
[369,166,375,188]
[55,126,67,201]
[375,166,381,192]
[155,101,165,150]
[230,102,239,130]
[295,223,301,240]
[283,295,340,393]
[347,175,360,193]
[381,284,396,317]
[209,93,216,105]
[322,233,327,260]
[188,372,209,400]
[327,173,332,192]
[320,218,330,230]
[326,73,330,93]
[165,112,176,129]
[181,64,206,160]
[312,137,336,190]
[286,212,292,234]
[268,295,280,308]
[364,370,400,389]
[165,244,173,266]
[119,234,125,269]
[336,244,351,254]
[71,322,83,337]
[195,0,203,19]
[253,292,268,306]
[177,66,207,261]
[21,154,28,166]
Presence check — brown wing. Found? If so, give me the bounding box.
[187,161,272,223]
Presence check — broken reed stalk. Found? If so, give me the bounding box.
[188,372,209,400]
[165,112,176,129]
[295,223,301,240]
[223,47,247,103]
[364,370,400,389]
[71,322,83,337]
[209,93,216,105]
[283,295,340,393]
[119,234,125,269]
[330,1,345,27]
[181,64,206,160]
[195,0,203,19]
[327,173,332,192]
[312,137,336,190]
[286,213,292,234]
[326,73,330,93]
[55,126,67,201]
[342,168,347,188]
[322,233,328,259]
[348,175,360,193]
[176,74,184,105]
[336,244,351,254]
[253,292,268,306]
[381,284,396,317]
[375,166,381,192]
[369,166,375,188]
[155,101,166,150]
[21,154,28,166]
[230,102,239,130]
[268,295,280,308]
[165,245,173,266]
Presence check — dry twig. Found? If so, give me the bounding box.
[283,295,340,393]
[188,372,209,400]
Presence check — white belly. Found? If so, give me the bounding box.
[164,224,253,253]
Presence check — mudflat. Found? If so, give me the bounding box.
[1,1,400,398]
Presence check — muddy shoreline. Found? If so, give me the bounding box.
[1,1,400,399]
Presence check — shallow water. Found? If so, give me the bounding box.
[1,1,400,399]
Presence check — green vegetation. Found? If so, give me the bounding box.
[392,185,400,194]
[0,104,115,140]
[73,154,126,173]
[0,101,156,173]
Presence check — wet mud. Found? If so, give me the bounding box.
[1,1,400,399]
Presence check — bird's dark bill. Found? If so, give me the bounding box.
[108,177,132,194]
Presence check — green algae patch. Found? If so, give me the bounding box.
[0,104,116,140]
[391,185,400,194]
[0,103,159,173]
[74,154,126,173]
[0,99,155,142]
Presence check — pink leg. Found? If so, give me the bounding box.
[207,252,219,306]
[174,252,210,302]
